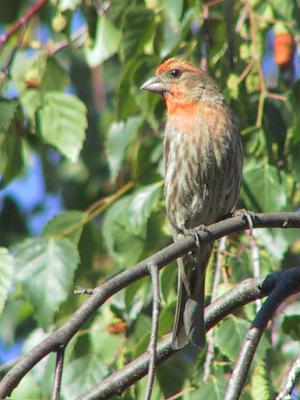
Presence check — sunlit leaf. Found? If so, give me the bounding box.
[106,116,143,182]
[85,14,121,67]
[15,238,80,329]
[0,247,13,314]
[37,92,87,161]
[43,210,87,244]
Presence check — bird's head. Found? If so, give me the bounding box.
[140,58,224,113]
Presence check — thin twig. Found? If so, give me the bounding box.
[276,356,300,400]
[250,236,262,311]
[47,27,87,56]
[237,60,254,85]
[224,270,300,400]
[204,236,227,380]
[144,263,161,400]
[0,0,47,48]
[52,347,65,400]
[246,0,267,127]
[200,4,210,71]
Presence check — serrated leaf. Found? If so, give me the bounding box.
[15,237,80,330]
[62,354,109,399]
[43,210,87,245]
[126,182,162,235]
[37,92,87,161]
[0,98,18,130]
[85,14,121,67]
[188,377,226,399]
[106,116,143,182]
[215,316,249,360]
[0,247,14,314]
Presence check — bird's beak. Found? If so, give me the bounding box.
[140,76,165,94]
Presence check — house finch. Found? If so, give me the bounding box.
[141,58,243,349]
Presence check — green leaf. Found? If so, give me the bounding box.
[215,316,249,360]
[126,182,162,235]
[37,92,87,161]
[62,354,109,399]
[43,210,87,245]
[188,377,226,399]
[250,358,274,400]
[11,50,47,91]
[42,57,69,91]
[241,162,288,212]
[282,315,300,341]
[120,6,155,60]
[0,247,14,314]
[0,98,18,130]
[15,238,80,330]
[0,129,24,185]
[85,14,121,67]
[102,195,145,267]
[90,314,125,364]
[106,116,143,182]
[103,183,162,266]
[161,0,183,23]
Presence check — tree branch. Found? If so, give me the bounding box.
[0,0,47,48]
[0,212,299,398]
[144,263,161,400]
[52,347,65,400]
[224,268,300,400]
[277,355,300,399]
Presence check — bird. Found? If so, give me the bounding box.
[140,58,243,350]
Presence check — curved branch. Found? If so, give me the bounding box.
[0,212,299,398]
[224,268,300,400]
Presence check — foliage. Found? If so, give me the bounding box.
[0,0,300,398]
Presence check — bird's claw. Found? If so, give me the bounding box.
[233,209,255,235]
[181,225,210,248]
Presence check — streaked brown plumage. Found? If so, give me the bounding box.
[141,58,243,349]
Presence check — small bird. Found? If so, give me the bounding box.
[141,58,243,350]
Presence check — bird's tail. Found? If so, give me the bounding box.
[172,243,213,350]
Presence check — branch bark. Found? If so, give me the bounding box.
[0,0,47,48]
[0,212,299,398]
[224,268,300,400]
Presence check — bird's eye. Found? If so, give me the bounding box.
[170,69,182,78]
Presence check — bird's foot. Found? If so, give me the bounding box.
[233,209,256,235]
[181,225,211,248]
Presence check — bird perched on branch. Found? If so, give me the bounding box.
[141,58,243,350]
